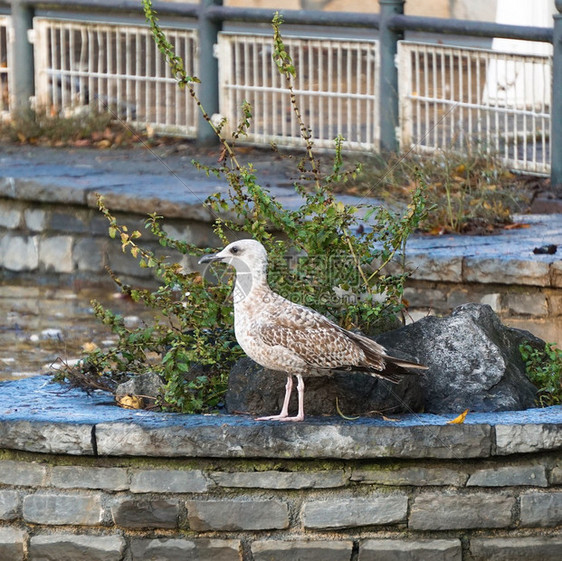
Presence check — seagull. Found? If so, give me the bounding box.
[199,239,427,422]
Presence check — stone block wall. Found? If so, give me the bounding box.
[404,279,562,345]
[0,377,561,561]
[0,452,562,560]
[0,197,217,286]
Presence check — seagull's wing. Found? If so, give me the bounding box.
[257,304,367,370]
[256,298,425,381]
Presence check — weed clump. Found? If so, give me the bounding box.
[331,150,536,234]
[520,342,562,407]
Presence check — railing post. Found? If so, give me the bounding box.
[9,0,35,114]
[198,0,222,145]
[379,0,404,154]
[552,1,562,193]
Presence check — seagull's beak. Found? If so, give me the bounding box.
[198,252,224,265]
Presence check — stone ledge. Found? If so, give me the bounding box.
[0,377,561,459]
[1,145,561,290]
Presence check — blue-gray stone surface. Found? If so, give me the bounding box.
[0,376,560,459]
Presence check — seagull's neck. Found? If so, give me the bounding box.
[233,264,271,304]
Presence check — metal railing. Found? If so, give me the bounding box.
[398,42,552,175]
[218,33,379,151]
[0,15,8,116]
[2,0,562,188]
[33,18,198,135]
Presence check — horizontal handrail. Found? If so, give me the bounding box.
[2,1,554,42]
[390,14,553,43]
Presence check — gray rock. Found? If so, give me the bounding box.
[351,466,468,487]
[0,204,22,229]
[110,497,179,529]
[495,424,562,455]
[551,465,562,485]
[23,492,103,525]
[0,528,26,561]
[226,357,424,417]
[359,539,462,561]
[0,234,39,271]
[95,421,493,459]
[51,466,128,491]
[0,419,95,455]
[520,492,562,527]
[187,499,289,531]
[252,540,353,561]
[467,465,548,487]
[39,236,74,273]
[130,469,209,493]
[73,237,107,272]
[376,303,540,413]
[210,470,347,489]
[409,492,515,530]
[0,460,47,487]
[470,537,562,561]
[0,490,20,520]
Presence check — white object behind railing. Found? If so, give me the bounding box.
[399,41,551,174]
[484,0,553,109]
[33,18,198,137]
[0,16,10,116]
[218,33,379,151]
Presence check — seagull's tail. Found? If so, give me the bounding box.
[345,330,427,383]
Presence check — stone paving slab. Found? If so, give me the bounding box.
[0,377,560,459]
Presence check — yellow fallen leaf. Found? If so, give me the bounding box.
[116,395,144,410]
[447,408,469,424]
[82,342,99,353]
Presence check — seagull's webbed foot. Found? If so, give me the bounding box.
[255,413,305,422]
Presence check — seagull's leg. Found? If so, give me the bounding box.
[279,374,305,422]
[255,375,293,421]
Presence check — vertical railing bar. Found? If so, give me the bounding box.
[60,25,68,110]
[135,28,140,124]
[422,45,428,146]
[467,51,472,150]
[356,44,362,144]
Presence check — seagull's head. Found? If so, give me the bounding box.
[198,239,268,276]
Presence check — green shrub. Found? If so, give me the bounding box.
[54,6,427,413]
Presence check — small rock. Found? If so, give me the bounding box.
[115,372,164,403]
[533,244,557,255]
[40,328,63,340]
[123,316,141,328]
[47,358,82,371]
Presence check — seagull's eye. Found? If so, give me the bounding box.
[230,247,239,254]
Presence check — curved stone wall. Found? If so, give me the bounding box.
[0,377,561,560]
